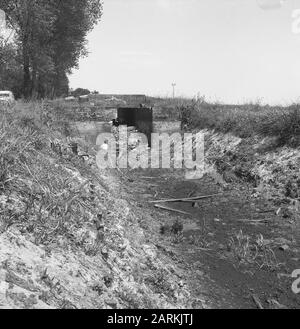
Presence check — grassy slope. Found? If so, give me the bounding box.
[0,101,192,309]
[166,98,300,218]
[152,97,300,147]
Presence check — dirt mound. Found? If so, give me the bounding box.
[203,130,300,220]
[0,126,192,309]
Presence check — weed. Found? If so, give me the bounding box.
[228,230,281,270]
[176,99,300,148]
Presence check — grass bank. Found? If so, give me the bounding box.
[161,98,300,147]
[0,101,195,309]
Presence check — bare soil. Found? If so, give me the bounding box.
[116,166,300,309]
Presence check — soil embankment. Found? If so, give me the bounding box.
[113,128,300,309]
[0,102,299,308]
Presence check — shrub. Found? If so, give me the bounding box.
[177,100,300,147]
[258,106,300,147]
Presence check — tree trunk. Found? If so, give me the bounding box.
[31,62,38,99]
[22,36,31,99]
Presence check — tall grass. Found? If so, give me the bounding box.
[0,101,104,248]
[177,99,300,147]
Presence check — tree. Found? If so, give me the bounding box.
[0,37,23,97]
[50,0,102,97]
[0,0,102,98]
[0,0,57,97]
[72,88,91,97]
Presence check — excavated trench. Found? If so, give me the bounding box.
[72,119,300,309]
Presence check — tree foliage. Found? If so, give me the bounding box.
[0,0,102,99]
[0,37,20,94]
[72,88,91,97]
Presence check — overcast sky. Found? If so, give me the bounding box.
[69,0,300,105]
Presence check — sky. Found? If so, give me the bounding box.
[69,0,300,105]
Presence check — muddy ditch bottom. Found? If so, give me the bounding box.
[115,167,300,309]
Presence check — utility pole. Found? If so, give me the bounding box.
[172,83,176,99]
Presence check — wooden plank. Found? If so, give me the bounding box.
[149,193,220,204]
[154,204,191,216]
[252,295,264,309]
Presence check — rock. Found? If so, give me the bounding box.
[218,244,226,251]
[101,247,109,260]
[105,298,118,309]
[143,245,157,260]
[279,244,289,251]
[196,270,204,276]
[103,275,114,288]
[178,280,185,287]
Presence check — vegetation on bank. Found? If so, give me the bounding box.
[176,98,300,147]
[0,102,196,309]
[0,101,99,241]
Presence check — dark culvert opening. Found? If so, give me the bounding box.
[117,107,153,147]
